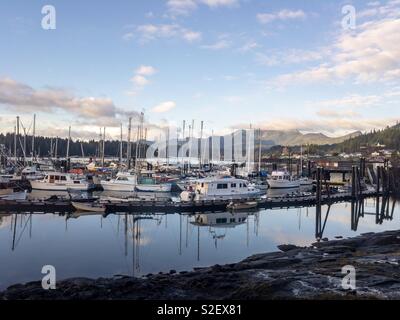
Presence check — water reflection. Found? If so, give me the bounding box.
[0,195,399,290]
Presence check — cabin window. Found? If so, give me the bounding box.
[201,183,204,188]
[230,218,235,223]
[239,183,242,187]
[243,184,247,188]
[231,183,236,188]
[216,218,227,224]
[217,184,228,189]
[60,176,67,181]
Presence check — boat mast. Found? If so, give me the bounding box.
[258,128,262,175]
[127,117,132,169]
[32,114,36,161]
[101,127,106,167]
[300,145,303,177]
[199,121,203,170]
[181,120,186,175]
[66,126,71,159]
[119,123,123,167]
[55,136,58,158]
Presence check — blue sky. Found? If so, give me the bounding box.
[0,0,399,140]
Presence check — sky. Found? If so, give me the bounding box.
[0,0,400,140]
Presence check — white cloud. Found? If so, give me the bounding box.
[166,0,238,16]
[136,65,157,76]
[131,75,149,87]
[201,39,231,50]
[256,48,327,66]
[167,0,198,16]
[309,94,382,109]
[257,9,306,24]
[272,3,400,86]
[128,65,158,95]
[199,0,238,8]
[126,23,202,44]
[151,101,177,113]
[182,30,202,42]
[0,78,139,127]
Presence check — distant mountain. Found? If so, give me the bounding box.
[259,129,362,149]
[326,123,400,153]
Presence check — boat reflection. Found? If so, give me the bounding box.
[190,211,249,228]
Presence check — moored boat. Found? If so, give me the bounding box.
[267,171,300,189]
[180,176,261,202]
[30,172,94,191]
[227,201,258,210]
[72,201,106,213]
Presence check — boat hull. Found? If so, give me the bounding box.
[135,184,172,192]
[267,180,300,189]
[100,181,135,192]
[72,201,105,213]
[30,181,93,191]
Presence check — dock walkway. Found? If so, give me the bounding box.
[0,190,381,215]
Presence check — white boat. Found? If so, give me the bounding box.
[101,172,172,192]
[267,171,300,189]
[21,166,46,181]
[299,177,313,186]
[30,172,94,191]
[0,190,28,201]
[180,176,260,202]
[101,175,136,192]
[227,201,258,211]
[72,201,106,213]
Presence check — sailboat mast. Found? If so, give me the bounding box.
[127,117,132,169]
[66,126,71,159]
[120,123,123,166]
[102,127,106,167]
[258,128,262,175]
[32,114,36,160]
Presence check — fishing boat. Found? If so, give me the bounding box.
[180,176,261,201]
[227,201,258,211]
[267,171,300,189]
[72,201,106,213]
[30,172,94,191]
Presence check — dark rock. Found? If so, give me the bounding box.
[277,244,300,252]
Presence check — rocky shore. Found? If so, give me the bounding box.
[2,230,400,300]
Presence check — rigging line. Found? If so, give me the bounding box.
[105,215,131,272]
[14,214,31,249]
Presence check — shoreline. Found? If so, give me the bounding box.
[2,230,400,300]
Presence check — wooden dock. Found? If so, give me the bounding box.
[0,190,381,215]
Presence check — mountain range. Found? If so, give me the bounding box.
[259,129,362,149]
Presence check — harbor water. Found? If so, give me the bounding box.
[0,192,398,290]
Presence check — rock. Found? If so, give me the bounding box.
[278,244,300,252]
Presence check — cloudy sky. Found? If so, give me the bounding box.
[0,0,400,140]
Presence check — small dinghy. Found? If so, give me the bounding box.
[72,201,106,213]
[227,201,258,211]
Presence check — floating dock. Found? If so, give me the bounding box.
[0,190,382,215]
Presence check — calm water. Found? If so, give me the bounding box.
[0,194,398,290]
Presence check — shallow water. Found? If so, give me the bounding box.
[0,195,398,290]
